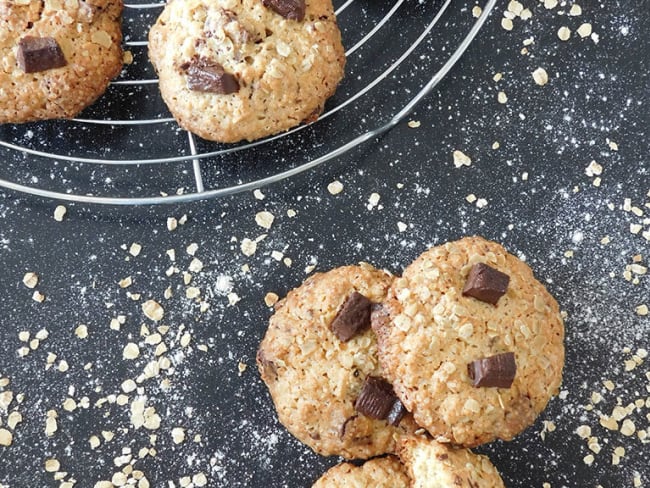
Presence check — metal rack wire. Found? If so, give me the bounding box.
[0,0,496,205]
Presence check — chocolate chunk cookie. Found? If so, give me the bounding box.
[312,456,410,488]
[257,264,416,459]
[148,0,345,142]
[398,435,506,487]
[374,236,565,447]
[0,0,123,123]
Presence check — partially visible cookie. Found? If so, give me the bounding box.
[0,0,123,123]
[398,435,505,487]
[257,264,416,459]
[312,456,409,488]
[148,0,345,142]
[374,236,565,447]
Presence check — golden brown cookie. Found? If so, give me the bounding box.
[312,456,410,488]
[148,0,345,142]
[0,0,123,123]
[374,236,565,447]
[398,435,505,487]
[257,264,416,459]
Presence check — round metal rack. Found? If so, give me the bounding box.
[0,0,496,205]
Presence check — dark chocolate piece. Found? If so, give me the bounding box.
[462,263,510,305]
[468,352,516,388]
[355,376,401,422]
[17,36,67,74]
[262,0,305,21]
[330,291,372,342]
[185,58,239,94]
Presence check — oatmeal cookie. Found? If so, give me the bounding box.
[398,435,505,487]
[374,236,565,447]
[148,0,345,142]
[257,264,416,459]
[0,0,123,123]
[312,456,409,488]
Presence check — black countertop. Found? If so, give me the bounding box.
[1,1,649,487]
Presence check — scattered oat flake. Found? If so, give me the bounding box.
[472,5,482,17]
[544,0,558,8]
[608,140,619,151]
[264,292,279,307]
[476,198,488,209]
[74,324,88,339]
[128,242,142,257]
[501,17,513,31]
[227,292,241,306]
[635,304,648,316]
[497,91,508,104]
[238,361,247,375]
[397,222,408,233]
[532,67,549,86]
[123,343,140,360]
[142,300,164,321]
[585,160,603,176]
[577,23,592,38]
[367,193,381,209]
[53,205,67,222]
[327,180,344,195]
[0,428,13,446]
[118,276,132,288]
[569,4,582,16]
[32,290,45,303]
[453,150,472,168]
[253,189,265,200]
[186,243,199,256]
[558,26,571,41]
[166,217,178,231]
[44,459,60,472]
[255,211,275,230]
[241,238,257,257]
[22,272,38,289]
[407,120,421,128]
[171,427,186,444]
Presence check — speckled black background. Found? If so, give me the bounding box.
[1,0,649,487]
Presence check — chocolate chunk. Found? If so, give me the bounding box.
[468,352,516,388]
[184,58,239,94]
[462,263,510,305]
[330,291,372,342]
[262,0,305,21]
[355,376,403,424]
[17,36,67,73]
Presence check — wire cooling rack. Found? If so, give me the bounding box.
[0,0,496,205]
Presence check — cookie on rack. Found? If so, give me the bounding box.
[373,236,565,447]
[312,456,410,488]
[398,435,505,487]
[148,0,345,143]
[0,0,124,123]
[257,263,416,459]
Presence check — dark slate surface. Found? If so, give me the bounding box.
[0,1,649,487]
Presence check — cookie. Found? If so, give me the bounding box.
[0,0,123,123]
[148,0,345,143]
[312,456,409,488]
[398,435,505,487]
[257,264,416,459]
[374,236,565,447]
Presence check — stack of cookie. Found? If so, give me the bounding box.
[257,236,565,486]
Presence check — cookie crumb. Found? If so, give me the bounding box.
[255,211,275,230]
[22,272,38,289]
[264,292,279,307]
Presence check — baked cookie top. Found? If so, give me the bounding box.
[148,0,345,142]
[312,456,410,488]
[398,435,505,488]
[0,0,123,123]
[257,263,415,459]
[374,236,565,447]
